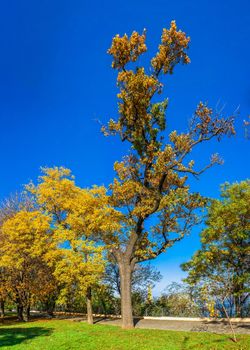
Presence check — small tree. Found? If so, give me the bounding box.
[99,21,235,328]
[0,210,57,321]
[158,282,200,317]
[197,272,239,343]
[28,167,120,324]
[0,193,34,319]
[104,262,162,297]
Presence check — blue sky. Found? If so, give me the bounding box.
[0,0,249,295]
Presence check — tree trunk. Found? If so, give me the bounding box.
[119,262,134,329]
[17,304,24,321]
[100,298,107,316]
[0,300,4,318]
[24,305,30,322]
[86,287,93,324]
[222,300,237,343]
[46,300,55,316]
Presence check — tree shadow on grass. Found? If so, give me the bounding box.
[0,327,53,347]
[94,317,107,324]
[182,335,189,346]
[133,317,143,326]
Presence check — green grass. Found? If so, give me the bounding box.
[0,319,249,350]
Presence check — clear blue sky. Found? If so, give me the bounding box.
[0,0,249,294]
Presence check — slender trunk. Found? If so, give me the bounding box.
[0,300,4,318]
[17,304,24,321]
[86,287,93,324]
[119,262,134,329]
[222,300,237,343]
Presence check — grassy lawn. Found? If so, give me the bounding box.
[0,319,249,350]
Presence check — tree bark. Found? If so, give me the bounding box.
[46,300,56,316]
[86,287,93,324]
[0,300,4,318]
[119,262,134,329]
[17,304,24,321]
[24,305,30,322]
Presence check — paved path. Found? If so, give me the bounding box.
[22,313,250,335]
[80,317,250,334]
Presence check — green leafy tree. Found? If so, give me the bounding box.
[159,282,200,317]
[182,180,250,317]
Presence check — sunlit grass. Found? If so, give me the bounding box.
[0,319,249,350]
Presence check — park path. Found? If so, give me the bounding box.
[97,317,250,334]
[2,313,249,334]
[64,316,250,334]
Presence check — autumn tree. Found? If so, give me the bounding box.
[0,268,8,318]
[28,167,121,324]
[100,21,235,328]
[0,193,36,318]
[0,209,57,321]
[182,180,250,317]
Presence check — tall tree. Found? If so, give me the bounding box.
[182,180,250,317]
[100,21,235,328]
